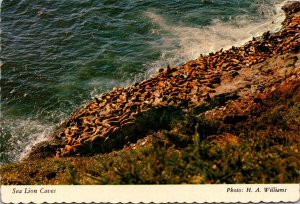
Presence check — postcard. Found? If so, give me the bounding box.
[1,0,299,203]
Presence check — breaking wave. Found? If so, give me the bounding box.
[144,0,288,75]
[1,0,290,163]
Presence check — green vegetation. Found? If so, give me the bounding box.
[1,96,299,184]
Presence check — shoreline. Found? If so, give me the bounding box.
[25,1,300,160]
[0,1,299,184]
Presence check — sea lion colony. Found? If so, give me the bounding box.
[28,6,300,158]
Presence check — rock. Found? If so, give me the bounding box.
[282,1,300,15]
[24,5,300,159]
[214,93,239,106]
[24,141,61,160]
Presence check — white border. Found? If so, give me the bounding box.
[1,184,299,203]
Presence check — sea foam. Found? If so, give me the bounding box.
[7,0,290,163]
[144,0,288,76]
[0,118,53,162]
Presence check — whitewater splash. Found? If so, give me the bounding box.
[3,0,291,163]
[0,118,53,162]
[17,126,53,161]
[144,0,288,75]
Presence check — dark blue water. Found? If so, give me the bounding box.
[0,0,286,163]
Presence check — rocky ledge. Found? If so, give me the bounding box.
[26,2,300,160]
[1,1,299,185]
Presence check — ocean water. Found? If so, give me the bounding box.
[0,0,287,163]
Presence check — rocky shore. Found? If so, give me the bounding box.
[1,1,299,184]
[26,1,300,160]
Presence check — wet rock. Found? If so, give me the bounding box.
[282,1,300,15]
[25,6,300,159]
[24,141,62,161]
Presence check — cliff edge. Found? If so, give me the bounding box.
[1,1,299,184]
